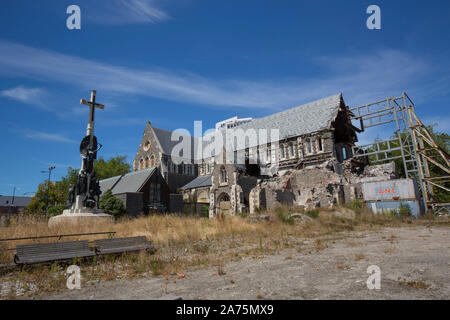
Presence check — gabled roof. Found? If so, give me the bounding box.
[152,126,199,160]
[99,175,122,193]
[0,196,32,207]
[99,167,156,195]
[180,175,212,190]
[197,93,344,154]
[146,93,345,160]
[234,93,343,139]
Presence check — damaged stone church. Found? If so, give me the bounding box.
[104,93,396,217]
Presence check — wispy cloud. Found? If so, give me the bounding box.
[0,41,445,111]
[87,0,170,24]
[422,116,450,133]
[21,130,76,144]
[0,86,48,108]
[98,117,147,127]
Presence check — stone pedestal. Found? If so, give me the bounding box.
[48,207,114,227]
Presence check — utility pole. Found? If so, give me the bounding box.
[12,186,16,205]
[41,166,56,213]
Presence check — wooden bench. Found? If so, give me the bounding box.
[14,240,95,265]
[93,236,155,255]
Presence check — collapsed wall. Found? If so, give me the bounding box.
[249,160,397,213]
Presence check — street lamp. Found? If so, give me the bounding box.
[41,166,56,212]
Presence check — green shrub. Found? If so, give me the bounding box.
[345,199,364,212]
[276,207,294,225]
[398,202,412,217]
[201,205,209,218]
[99,189,126,217]
[46,204,67,217]
[305,209,320,219]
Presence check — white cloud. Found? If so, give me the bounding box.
[22,130,76,144]
[1,86,46,106]
[0,41,445,112]
[421,116,450,133]
[88,0,170,24]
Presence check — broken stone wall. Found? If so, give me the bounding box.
[341,160,397,203]
[249,159,398,212]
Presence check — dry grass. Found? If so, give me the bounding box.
[353,253,366,261]
[0,208,448,298]
[399,280,430,289]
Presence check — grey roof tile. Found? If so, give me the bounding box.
[152,126,199,159]
[198,93,343,155]
[99,167,156,195]
[151,93,343,161]
[180,175,212,189]
[229,93,342,140]
[0,196,32,207]
[98,175,122,193]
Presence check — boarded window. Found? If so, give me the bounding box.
[220,166,228,183]
[149,183,154,202]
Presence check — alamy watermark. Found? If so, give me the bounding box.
[169,121,280,175]
[66,5,81,30]
[366,5,381,30]
[66,265,81,290]
[366,265,381,290]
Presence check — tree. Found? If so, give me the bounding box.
[25,180,68,216]
[94,155,131,180]
[98,189,125,217]
[25,155,131,216]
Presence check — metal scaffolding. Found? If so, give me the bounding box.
[350,92,450,211]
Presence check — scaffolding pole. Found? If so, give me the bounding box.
[350,92,450,211]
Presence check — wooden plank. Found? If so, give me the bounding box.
[93,236,154,255]
[14,240,94,265]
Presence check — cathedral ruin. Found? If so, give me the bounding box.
[109,93,397,217]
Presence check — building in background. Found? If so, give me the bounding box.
[99,167,171,216]
[0,195,32,226]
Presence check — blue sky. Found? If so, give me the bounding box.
[0,0,449,196]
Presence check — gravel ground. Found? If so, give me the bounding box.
[34,225,450,300]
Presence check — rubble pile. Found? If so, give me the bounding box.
[249,160,397,213]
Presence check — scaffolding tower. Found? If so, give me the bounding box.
[350,92,450,211]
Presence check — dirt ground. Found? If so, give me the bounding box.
[35,225,449,300]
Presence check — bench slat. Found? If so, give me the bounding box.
[14,240,94,265]
[93,236,154,255]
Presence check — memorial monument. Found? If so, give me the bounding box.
[48,90,114,227]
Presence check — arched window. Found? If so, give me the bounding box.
[151,155,155,167]
[139,158,144,170]
[145,157,149,168]
[220,166,228,183]
[289,143,294,158]
[306,139,312,154]
[318,138,323,152]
